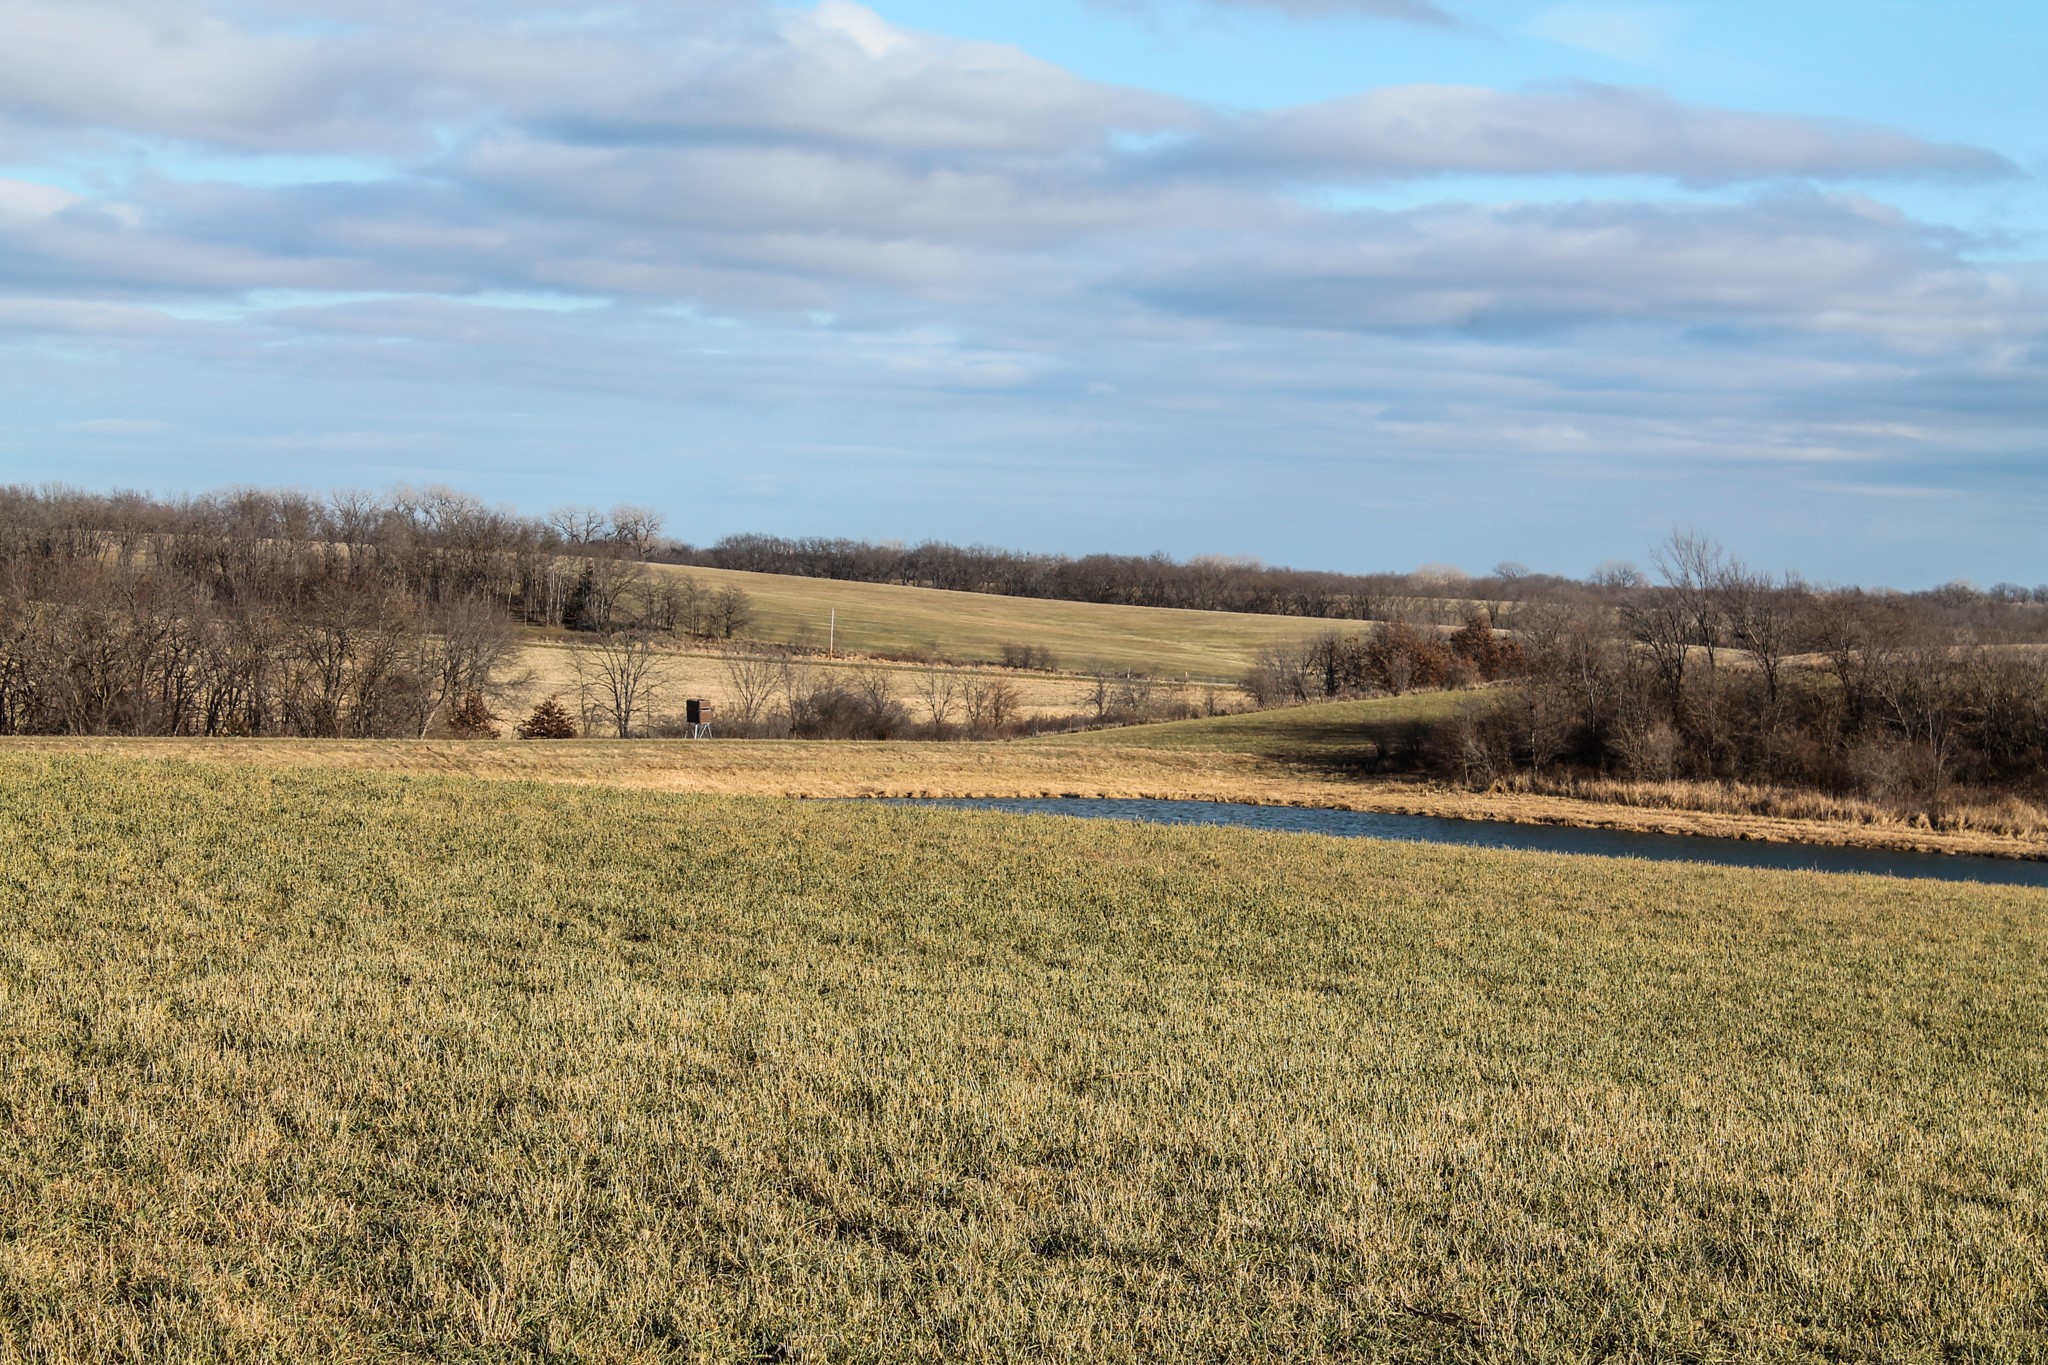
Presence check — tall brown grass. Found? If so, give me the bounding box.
[1498,772,2048,840]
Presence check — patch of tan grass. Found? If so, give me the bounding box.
[1498,773,2048,842]
[1,753,2044,1361]
[644,563,1342,680]
[504,639,1227,729]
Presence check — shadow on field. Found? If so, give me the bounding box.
[1063,692,1479,778]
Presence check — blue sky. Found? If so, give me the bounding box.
[0,0,2042,585]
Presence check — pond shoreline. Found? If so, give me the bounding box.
[875,796,2048,887]
[8,734,2044,864]
[834,777,2048,865]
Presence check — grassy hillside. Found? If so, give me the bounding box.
[649,563,1342,680]
[1,754,2042,1361]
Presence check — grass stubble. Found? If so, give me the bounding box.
[0,753,2044,1362]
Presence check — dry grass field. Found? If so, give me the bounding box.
[13,687,2046,861]
[503,640,1232,731]
[1,752,2043,1362]
[644,564,1342,681]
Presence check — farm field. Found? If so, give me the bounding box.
[1,752,2043,1362]
[642,563,1346,680]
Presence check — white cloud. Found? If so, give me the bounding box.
[808,1,916,57]
[0,0,2039,584]
[0,177,78,226]
[1527,5,1676,63]
[1169,82,2018,187]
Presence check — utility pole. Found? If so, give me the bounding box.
[829,608,836,657]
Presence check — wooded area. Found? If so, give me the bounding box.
[677,534,1446,618]
[1433,535,2047,819]
[3,486,2043,824]
[0,485,739,737]
[673,531,2048,622]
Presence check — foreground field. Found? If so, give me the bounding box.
[0,754,2042,1362]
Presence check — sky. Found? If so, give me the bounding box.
[0,0,2042,586]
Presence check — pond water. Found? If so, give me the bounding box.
[886,797,2048,888]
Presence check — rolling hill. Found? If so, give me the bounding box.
[646,563,1350,681]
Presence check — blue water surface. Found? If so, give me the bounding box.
[884,797,2048,888]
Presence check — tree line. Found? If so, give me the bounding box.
[675,534,1452,619]
[0,485,746,737]
[1242,615,1528,706]
[1425,534,2048,822]
[6,483,2043,815]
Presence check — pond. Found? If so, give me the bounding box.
[885,797,2048,888]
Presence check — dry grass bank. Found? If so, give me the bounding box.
[8,728,2046,861]
[2,753,2044,1361]
[1502,773,2048,843]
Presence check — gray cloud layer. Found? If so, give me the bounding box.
[0,0,2040,580]
[1176,82,2019,187]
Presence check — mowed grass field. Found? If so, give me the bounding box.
[2,753,2044,1362]
[647,564,1343,680]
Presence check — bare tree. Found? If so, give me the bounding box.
[644,573,707,635]
[1618,580,1693,718]
[1810,589,1906,732]
[719,650,784,729]
[412,596,520,737]
[1652,529,1727,673]
[607,505,664,558]
[1083,672,1114,721]
[708,584,753,638]
[964,677,1022,735]
[1488,560,1530,630]
[1718,565,1805,711]
[548,505,606,546]
[1114,671,1158,715]
[1242,645,1313,707]
[914,669,962,732]
[850,666,896,715]
[576,554,644,634]
[574,630,671,738]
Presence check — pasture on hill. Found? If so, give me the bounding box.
[1,753,2043,1362]
[644,563,1348,680]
